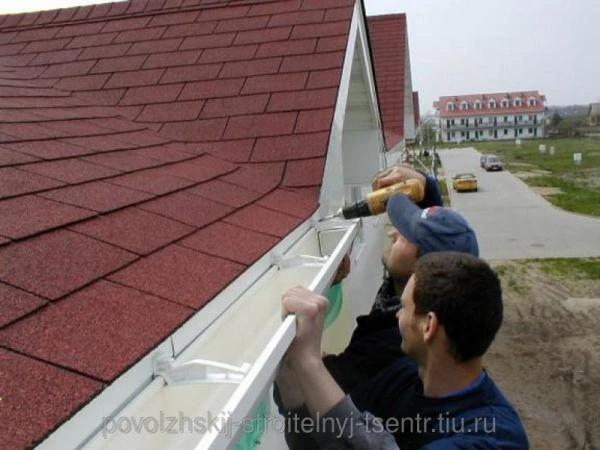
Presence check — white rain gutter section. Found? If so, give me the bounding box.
[199,222,358,448]
[80,220,358,450]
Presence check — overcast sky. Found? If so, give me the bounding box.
[2,0,598,114]
[365,0,600,114]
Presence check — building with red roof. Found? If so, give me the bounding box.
[0,1,416,448]
[434,90,546,143]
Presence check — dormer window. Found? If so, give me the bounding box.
[528,97,536,106]
[447,102,455,111]
[501,98,509,108]
[474,100,481,110]
[460,101,468,110]
[488,99,496,109]
[514,98,522,107]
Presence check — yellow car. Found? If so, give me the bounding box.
[452,173,478,192]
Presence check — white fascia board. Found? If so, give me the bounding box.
[354,2,384,143]
[318,3,358,219]
[319,1,387,219]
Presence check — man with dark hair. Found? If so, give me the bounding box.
[276,251,528,449]
[408,252,503,362]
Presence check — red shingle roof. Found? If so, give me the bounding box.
[435,91,546,117]
[367,13,407,150]
[0,0,354,446]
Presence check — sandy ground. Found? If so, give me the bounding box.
[486,261,600,450]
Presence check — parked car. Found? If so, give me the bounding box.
[452,173,478,192]
[480,154,489,168]
[483,154,503,171]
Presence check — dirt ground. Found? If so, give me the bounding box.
[486,261,600,449]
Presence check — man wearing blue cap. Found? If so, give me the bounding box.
[322,192,480,393]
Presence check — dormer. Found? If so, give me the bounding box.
[528,97,537,106]
[460,100,468,110]
[488,99,496,109]
[474,100,482,110]
[447,101,455,111]
[501,98,509,108]
[514,97,522,107]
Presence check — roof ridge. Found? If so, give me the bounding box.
[0,0,285,32]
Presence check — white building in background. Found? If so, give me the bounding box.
[434,91,546,143]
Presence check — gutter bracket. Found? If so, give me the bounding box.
[271,251,328,270]
[311,216,358,232]
[153,353,251,386]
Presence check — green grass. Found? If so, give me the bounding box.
[494,263,530,294]
[524,176,600,215]
[536,258,600,280]
[506,276,529,295]
[437,137,600,216]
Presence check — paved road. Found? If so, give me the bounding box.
[439,147,600,260]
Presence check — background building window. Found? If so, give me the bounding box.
[460,101,468,110]
[504,129,508,135]
[488,100,496,108]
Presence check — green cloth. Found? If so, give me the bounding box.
[324,283,344,329]
[234,399,268,450]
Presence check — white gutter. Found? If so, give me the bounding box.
[200,222,358,448]
[79,219,358,450]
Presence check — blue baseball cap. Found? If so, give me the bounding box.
[387,194,479,256]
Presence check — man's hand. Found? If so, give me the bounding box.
[280,287,346,418]
[281,286,328,367]
[333,253,351,283]
[372,164,426,190]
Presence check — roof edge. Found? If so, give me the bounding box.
[0,0,296,32]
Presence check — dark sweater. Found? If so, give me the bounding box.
[350,358,529,449]
[280,358,528,449]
